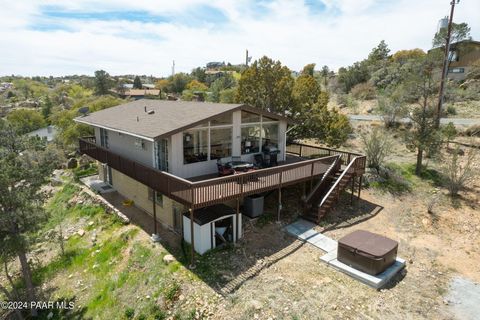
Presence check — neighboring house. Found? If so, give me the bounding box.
[75,100,366,257]
[431,40,480,81]
[114,89,161,100]
[27,125,57,142]
[0,82,13,92]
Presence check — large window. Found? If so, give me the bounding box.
[156,139,168,171]
[241,111,260,123]
[241,112,279,154]
[210,128,232,160]
[211,113,232,126]
[241,125,261,154]
[262,123,279,149]
[183,129,208,164]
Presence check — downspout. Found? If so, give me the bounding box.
[284,125,298,161]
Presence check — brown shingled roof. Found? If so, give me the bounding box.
[74,99,290,140]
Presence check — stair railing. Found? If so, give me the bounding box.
[318,156,358,210]
[303,155,341,206]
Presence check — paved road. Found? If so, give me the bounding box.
[349,114,480,126]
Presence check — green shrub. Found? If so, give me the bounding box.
[336,93,358,111]
[164,281,181,302]
[369,164,412,194]
[350,82,376,100]
[124,307,135,319]
[446,105,457,115]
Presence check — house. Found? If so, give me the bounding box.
[431,40,480,81]
[27,125,57,142]
[114,88,161,100]
[75,100,366,259]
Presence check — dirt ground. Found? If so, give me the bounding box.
[2,129,479,319]
[331,94,480,120]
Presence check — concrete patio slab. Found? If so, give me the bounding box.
[320,250,406,289]
[80,175,115,194]
[286,219,405,289]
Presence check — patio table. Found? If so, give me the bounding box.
[225,161,255,172]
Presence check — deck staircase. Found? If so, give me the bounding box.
[303,156,357,223]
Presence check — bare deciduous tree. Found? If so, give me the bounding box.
[442,145,478,197]
[361,127,393,172]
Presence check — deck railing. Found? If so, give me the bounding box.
[79,137,339,209]
[286,142,366,175]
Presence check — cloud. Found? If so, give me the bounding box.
[0,0,479,76]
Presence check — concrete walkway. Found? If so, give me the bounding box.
[285,219,405,289]
[284,219,337,252]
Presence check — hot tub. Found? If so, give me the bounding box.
[337,230,398,275]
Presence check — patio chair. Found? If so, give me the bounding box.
[217,160,235,176]
[254,154,267,168]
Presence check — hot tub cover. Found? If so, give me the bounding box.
[338,230,398,259]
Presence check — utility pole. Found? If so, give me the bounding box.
[245,49,251,67]
[172,60,175,77]
[435,0,458,129]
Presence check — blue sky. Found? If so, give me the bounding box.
[1,0,479,76]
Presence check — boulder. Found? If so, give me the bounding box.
[163,254,176,264]
[77,229,85,237]
[66,158,78,169]
[79,154,91,166]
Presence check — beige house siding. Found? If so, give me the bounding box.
[98,162,105,181]
[110,168,184,229]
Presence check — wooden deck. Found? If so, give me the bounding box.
[79,137,365,210]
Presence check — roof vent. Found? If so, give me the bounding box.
[147,110,155,115]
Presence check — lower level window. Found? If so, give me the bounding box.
[148,189,163,207]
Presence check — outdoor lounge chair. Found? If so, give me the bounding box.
[217,160,235,176]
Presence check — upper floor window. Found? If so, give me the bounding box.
[211,113,232,126]
[100,128,109,149]
[134,138,146,150]
[183,129,208,164]
[210,127,232,160]
[241,111,260,123]
[262,123,279,149]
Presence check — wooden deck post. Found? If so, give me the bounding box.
[277,172,283,222]
[357,175,363,200]
[236,198,240,242]
[189,208,195,268]
[153,190,158,235]
[350,175,355,205]
[310,162,315,191]
[302,182,306,200]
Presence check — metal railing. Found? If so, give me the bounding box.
[286,142,366,175]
